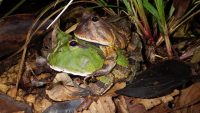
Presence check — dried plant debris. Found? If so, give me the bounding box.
[0,0,200,112]
[75,90,179,113]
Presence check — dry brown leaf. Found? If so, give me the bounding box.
[114,96,129,113]
[7,86,18,98]
[175,83,200,113]
[0,14,35,60]
[76,96,116,113]
[105,82,126,96]
[53,73,74,86]
[0,83,9,93]
[133,89,179,110]
[147,104,171,113]
[191,49,200,63]
[33,98,52,113]
[24,94,36,106]
[46,84,80,101]
[0,93,32,113]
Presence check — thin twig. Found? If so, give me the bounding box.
[47,0,74,29]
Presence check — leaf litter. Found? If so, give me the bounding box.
[0,1,200,113]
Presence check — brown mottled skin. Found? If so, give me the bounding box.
[74,12,130,76]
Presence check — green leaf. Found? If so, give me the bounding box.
[155,0,166,24]
[116,50,129,67]
[123,0,132,14]
[143,0,159,20]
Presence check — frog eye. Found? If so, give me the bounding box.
[91,16,99,22]
[69,40,78,46]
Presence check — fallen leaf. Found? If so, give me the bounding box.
[33,98,52,113]
[7,86,18,98]
[105,82,126,96]
[53,73,74,86]
[24,94,36,105]
[134,89,179,110]
[175,83,200,113]
[114,96,130,113]
[147,104,171,113]
[0,93,32,113]
[46,84,81,101]
[76,96,116,113]
[0,83,9,93]
[191,49,200,63]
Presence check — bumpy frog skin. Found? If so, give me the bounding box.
[74,12,129,76]
[47,29,104,76]
[74,12,128,48]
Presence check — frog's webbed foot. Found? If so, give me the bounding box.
[83,61,116,85]
[100,73,114,95]
[83,53,116,85]
[84,73,115,95]
[92,55,117,77]
[83,75,96,85]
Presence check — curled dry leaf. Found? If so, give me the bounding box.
[46,73,92,101]
[122,89,179,111]
[175,83,200,113]
[53,73,74,86]
[46,84,81,101]
[134,89,179,110]
[114,96,130,113]
[76,96,116,113]
[33,98,52,113]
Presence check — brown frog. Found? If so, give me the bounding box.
[74,12,130,77]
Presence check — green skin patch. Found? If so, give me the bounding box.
[47,30,104,76]
[116,50,129,67]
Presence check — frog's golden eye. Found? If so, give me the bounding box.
[69,40,78,46]
[91,16,99,22]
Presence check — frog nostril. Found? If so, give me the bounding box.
[91,16,99,22]
[69,40,78,46]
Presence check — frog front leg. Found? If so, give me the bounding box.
[91,46,117,77]
[84,46,116,95]
[84,46,116,84]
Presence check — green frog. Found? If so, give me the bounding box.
[74,12,130,77]
[47,29,105,76]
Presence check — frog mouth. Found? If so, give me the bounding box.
[74,34,111,46]
[49,65,91,77]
